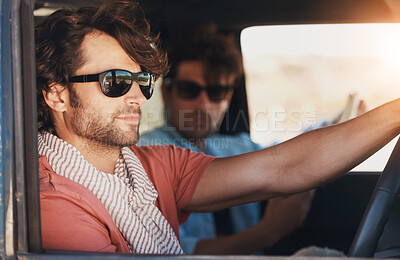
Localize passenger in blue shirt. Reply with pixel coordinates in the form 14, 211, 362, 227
138, 25, 314, 255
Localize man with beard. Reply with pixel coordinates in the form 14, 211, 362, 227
37, 0, 400, 255
138, 26, 314, 255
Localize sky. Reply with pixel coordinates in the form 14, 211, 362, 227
241, 24, 400, 67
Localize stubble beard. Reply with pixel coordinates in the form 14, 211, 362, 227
69, 88, 140, 148
177, 109, 218, 141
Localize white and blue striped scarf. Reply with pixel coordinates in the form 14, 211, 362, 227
38, 132, 184, 255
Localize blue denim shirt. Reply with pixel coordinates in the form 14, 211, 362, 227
137, 126, 264, 254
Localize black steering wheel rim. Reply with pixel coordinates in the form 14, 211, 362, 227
348, 136, 400, 257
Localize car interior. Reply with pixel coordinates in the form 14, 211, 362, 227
3, 0, 400, 258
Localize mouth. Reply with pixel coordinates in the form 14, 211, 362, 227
115, 114, 141, 123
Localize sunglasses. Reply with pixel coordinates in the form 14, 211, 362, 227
69, 69, 155, 99
168, 80, 234, 102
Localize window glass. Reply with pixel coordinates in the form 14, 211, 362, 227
241, 24, 400, 171
139, 80, 165, 134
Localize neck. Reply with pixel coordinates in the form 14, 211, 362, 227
175, 130, 208, 151
77, 139, 121, 173
56, 131, 121, 173
190, 138, 207, 151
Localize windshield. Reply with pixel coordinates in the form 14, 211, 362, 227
241, 23, 400, 171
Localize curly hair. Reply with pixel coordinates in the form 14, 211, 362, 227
166, 25, 243, 86
35, 0, 169, 133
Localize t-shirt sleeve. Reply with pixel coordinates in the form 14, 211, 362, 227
169, 146, 216, 210
132, 145, 215, 226
41, 192, 117, 252
38, 157, 129, 253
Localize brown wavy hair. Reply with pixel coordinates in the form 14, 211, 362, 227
35, 0, 169, 133
166, 24, 243, 86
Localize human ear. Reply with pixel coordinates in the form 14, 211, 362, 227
42, 84, 68, 112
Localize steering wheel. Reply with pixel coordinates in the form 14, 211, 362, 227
348, 137, 400, 257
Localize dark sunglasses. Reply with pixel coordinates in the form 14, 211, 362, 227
69, 69, 155, 99
167, 80, 234, 102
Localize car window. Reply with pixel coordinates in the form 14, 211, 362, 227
241, 23, 400, 171
140, 80, 165, 134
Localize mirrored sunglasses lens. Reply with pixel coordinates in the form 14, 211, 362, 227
102, 71, 114, 96
134, 72, 154, 99
140, 86, 153, 99
115, 70, 133, 95
101, 70, 133, 97
100, 70, 155, 98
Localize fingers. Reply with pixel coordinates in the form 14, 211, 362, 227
357, 100, 367, 116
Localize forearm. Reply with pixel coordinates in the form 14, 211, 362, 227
188, 99, 400, 211
266, 99, 400, 195
193, 220, 281, 255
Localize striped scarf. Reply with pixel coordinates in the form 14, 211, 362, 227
38, 132, 184, 255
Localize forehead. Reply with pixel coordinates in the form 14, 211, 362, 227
176, 60, 204, 81
75, 31, 141, 75
176, 60, 235, 86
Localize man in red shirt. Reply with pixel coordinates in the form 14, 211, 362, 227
36, 0, 400, 254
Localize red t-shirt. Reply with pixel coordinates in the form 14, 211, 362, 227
39, 144, 215, 253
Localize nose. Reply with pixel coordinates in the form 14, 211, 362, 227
123, 82, 147, 106
194, 89, 212, 110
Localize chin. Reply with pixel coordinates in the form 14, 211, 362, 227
102, 138, 138, 148
95, 130, 139, 148
187, 130, 213, 140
